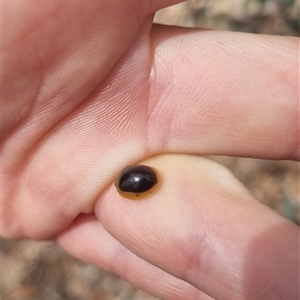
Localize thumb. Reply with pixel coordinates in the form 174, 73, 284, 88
95, 154, 299, 300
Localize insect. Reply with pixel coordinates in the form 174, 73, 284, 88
115, 165, 159, 200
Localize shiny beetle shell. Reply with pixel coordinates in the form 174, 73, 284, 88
115, 165, 159, 200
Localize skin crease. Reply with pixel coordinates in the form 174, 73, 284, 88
1, 0, 299, 299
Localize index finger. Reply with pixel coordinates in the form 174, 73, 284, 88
148, 26, 299, 160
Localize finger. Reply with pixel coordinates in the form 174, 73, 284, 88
95, 154, 299, 300
57, 213, 214, 300
148, 26, 299, 160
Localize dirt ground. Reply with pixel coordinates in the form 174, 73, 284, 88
2, 1, 299, 300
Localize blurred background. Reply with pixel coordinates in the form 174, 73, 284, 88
2, 1, 299, 299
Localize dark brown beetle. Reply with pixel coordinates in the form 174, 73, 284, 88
115, 165, 159, 200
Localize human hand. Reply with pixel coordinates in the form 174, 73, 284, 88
2, 1, 299, 299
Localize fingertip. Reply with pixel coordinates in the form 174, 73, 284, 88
94, 155, 245, 288
94, 154, 299, 300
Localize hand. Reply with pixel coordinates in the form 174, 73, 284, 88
2, 1, 299, 300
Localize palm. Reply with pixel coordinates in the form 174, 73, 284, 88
2, 0, 165, 238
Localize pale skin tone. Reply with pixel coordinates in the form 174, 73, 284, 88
1, 0, 299, 299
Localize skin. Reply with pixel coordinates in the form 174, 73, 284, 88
1, 0, 299, 299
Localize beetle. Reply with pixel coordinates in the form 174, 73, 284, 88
115, 165, 159, 200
